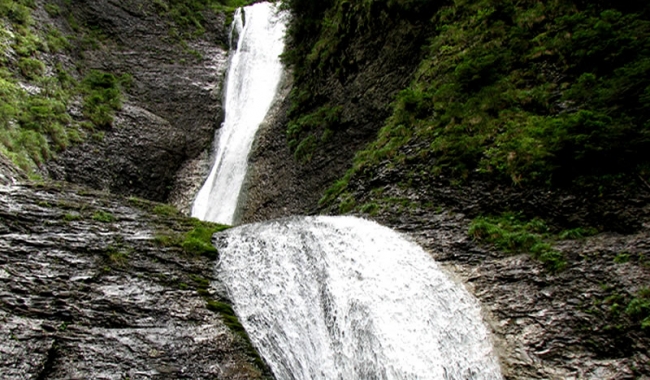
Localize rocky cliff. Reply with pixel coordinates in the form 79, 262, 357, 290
0, 1, 272, 378
0, 181, 270, 379
39, 0, 229, 208
242, 0, 650, 378
2, 0, 650, 378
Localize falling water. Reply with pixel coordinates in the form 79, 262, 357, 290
215, 216, 504, 380
192, 2, 288, 224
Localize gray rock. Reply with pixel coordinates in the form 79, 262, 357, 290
45, 0, 228, 203
0, 182, 270, 379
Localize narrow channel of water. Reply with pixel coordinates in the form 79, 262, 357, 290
192, 2, 287, 224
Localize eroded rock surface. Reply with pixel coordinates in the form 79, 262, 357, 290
44, 0, 226, 203
0, 182, 269, 379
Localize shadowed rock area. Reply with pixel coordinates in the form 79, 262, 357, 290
0, 182, 269, 379
44, 0, 228, 205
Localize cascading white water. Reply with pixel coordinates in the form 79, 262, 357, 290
215, 216, 504, 380
192, 2, 288, 224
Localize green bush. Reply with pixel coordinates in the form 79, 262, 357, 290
81, 70, 128, 128
0, 0, 34, 25
44, 3, 60, 16
45, 28, 70, 52
17, 57, 45, 79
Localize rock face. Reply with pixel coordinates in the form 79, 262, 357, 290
240, 14, 433, 223
0, 182, 269, 379
238, 7, 650, 380
45, 0, 228, 205
375, 207, 650, 379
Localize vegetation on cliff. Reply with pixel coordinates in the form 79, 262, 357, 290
152, 0, 253, 39
280, 1, 650, 361
0, 0, 129, 175
282, 0, 650, 195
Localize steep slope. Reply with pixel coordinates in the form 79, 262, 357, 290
243, 0, 650, 378
1, 0, 239, 208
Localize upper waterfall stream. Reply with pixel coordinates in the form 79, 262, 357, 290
192, 2, 287, 224
215, 216, 503, 380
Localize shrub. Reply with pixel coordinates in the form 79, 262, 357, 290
63, 212, 81, 221
44, 3, 60, 16
81, 70, 128, 128
45, 28, 70, 52
626, 288, 650, 330
17, 57, 45, 79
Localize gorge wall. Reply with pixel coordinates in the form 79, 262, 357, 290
1, 0, 650, 379
39, 0, 229, 206
242, 0, 650, 378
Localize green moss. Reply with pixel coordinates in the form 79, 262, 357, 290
205, 298, 269, 374
469, 212, 567, 271
559, 227, 599, 240
180, 221, 229, 259
104, 246, 129, 266
62, 212, 81, 221
154, 218, 229, 259
614, 252, 631, 264
152, 203, 180, 216
92, 210, 115, 223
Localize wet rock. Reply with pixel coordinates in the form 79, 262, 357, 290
0, 153, 26, 186
0, 182, 269, 379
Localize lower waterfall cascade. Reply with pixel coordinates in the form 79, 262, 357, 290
191, 2, 288, 225
214, 216, 504, 380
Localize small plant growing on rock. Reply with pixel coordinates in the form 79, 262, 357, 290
626, 288, 650, 330
62, 212, 81, 221
92, 210, 115, 223
153, 203, 179, 216
469, 212, 567, 271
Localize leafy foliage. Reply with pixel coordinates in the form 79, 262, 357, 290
283, 0, 650, 204
626, 288, 650, 330
80, 70, 129, 128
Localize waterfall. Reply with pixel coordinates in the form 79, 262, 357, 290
192, 2, 288, 225
215, 216, 504, 380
